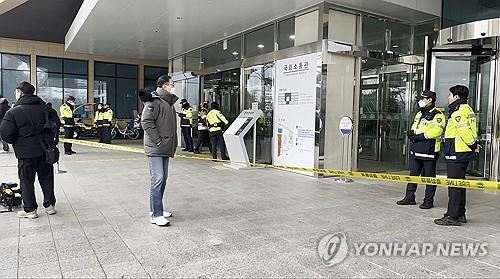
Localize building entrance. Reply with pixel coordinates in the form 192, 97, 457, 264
203, 69, 241, 122
357, 59, 424, 172
430, 44, 497, 179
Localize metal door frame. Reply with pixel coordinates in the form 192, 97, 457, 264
428, 48, 498, 179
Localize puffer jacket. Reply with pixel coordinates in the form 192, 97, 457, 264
140, 88, 179, 157
0, 94, 57, 159
0, 98, 10, 123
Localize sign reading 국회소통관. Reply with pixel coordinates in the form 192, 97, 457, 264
274, 53, 318, 175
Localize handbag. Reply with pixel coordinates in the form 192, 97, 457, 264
19, 106, 60, 164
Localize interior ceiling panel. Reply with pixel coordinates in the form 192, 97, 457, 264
65, 0, 440, 60
0, 0, 83, 43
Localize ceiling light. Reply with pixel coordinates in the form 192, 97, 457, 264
232, 52, 239, 56
200, 61, 204, 64
257, 44, 265, 49
216, 69, 221, 72
233, 73, 237, 76
289, 34, 296, 40
392, 45, 399, 48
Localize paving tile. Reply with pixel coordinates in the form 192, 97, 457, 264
18, 261, 61, 278
2, 144, 500, 277
62, 268, 106, 278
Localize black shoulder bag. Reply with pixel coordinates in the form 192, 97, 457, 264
19, 106, 60, 164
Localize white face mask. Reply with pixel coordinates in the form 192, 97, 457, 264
15, 90, 21, 100
418, 100, 427, 108
169, 87, 176, 94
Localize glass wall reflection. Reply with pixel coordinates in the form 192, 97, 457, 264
0, 54, 31, 103
94, 62, 138, 118
244, 63, 274, 164
36, 57, 87, 113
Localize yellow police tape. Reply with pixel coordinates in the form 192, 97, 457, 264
60, 138, 500, 191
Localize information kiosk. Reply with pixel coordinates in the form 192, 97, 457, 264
223, 109, 263, 170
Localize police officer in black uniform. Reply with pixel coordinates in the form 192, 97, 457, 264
435, 85, 480, 226
397, 90, 446, 209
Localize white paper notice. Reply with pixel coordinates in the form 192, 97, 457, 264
274, 53, 318, 173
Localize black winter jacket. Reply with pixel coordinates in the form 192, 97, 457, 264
0, 98, 10, 123
0, 95, 58, 159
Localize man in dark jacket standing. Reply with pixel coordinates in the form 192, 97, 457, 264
0, 82, 58, 219
0, 95, 11, 152
140, 75, 178, 227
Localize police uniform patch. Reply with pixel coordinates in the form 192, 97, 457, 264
437, 118, 442, 123
455, 116, 461, 122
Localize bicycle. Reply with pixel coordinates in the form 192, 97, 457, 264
111, 118, 141, 140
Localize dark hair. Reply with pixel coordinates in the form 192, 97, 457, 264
67, 96, 76, 102
16, 81, 35, 95
449, 85, 469, 99
47, 102, 52, 108
211, 102, 219, 110
157, 75, 172, 88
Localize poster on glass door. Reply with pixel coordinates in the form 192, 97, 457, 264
274, 53, 318, 174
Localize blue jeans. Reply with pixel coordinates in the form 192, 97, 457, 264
148, 156, 170, 217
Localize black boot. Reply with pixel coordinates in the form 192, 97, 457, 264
396, 198, 416, 206
419, 202, 434, 209
458, 215, 467, 224
434, 216, 461, 226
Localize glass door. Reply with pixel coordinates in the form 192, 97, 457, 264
243, 63, 274, 164
358, 59, 416, 172
430, 50, 496, 178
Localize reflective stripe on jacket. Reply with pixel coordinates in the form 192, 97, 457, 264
101, 109, 113, 126
207, 109, 228, 133
443, 101, 478, 162
59, 103, 74, 127
409, 107, 446, 160
180, 107, 194, 128
197, 109, 208, 131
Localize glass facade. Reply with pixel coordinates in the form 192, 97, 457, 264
203, 37, 241, 67
144, 66, 168, 91
94, 62, 138, 118
361, 16, 412, 55
243, 63, 274, 164
443, 0, 500, 28
37, 57, 88, 113
244, 25, 274, 57
0, 54, 31, 103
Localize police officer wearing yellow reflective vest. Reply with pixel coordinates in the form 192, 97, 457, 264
397, 90, 445, 209
95, 103, 104, 143
60, 96, 76, 155
101, 103, 113, 144
435, 85, 480, 226
207, 102, 229, 160
178, 99, 194, 152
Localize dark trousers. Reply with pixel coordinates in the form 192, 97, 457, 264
63, 127, 74, 152
101, 126, 112, 144
210, 131, 229, 160
18, 156, 55, 212
181, 127, 194, 151
404, 157, 437, 204
97, 126, 103, 143
446, 162, 469, 219
195, 130, 211, 152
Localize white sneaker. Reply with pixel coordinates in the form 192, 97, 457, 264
150, 216, 170, 226
17, 211, 38, 219
149, 211, 172, 218
45, 205, 56, 215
